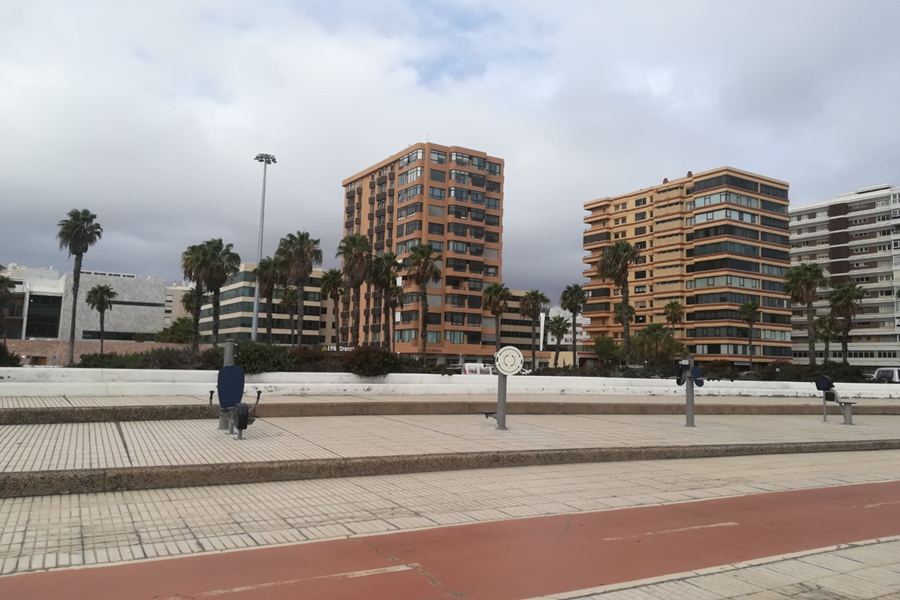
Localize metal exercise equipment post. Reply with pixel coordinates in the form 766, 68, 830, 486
676, 356, 704, 428
493, 346, 525, 430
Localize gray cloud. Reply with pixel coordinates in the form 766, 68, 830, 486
1, 0, 898, 303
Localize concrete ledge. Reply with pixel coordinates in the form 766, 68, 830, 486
5, 368, 900, 399
3, 439, 899, 498
2, 402, 898, 424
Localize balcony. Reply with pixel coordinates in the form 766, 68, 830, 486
369, 180, 375, 189
345, 189, 354, 199
356, 187, 362, 196
654, 203, 683, 217
377, 175, 388, 185
376, 192, 387, 201
655, 219, 683, 233
388, 171, 395, 180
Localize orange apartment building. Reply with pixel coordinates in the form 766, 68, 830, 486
582, 167, 793, 366
340, 143, 505, 362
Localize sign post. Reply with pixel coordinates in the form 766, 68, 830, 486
494, 346, 524, 430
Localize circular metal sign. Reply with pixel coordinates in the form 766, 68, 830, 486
495, 346, 524, 376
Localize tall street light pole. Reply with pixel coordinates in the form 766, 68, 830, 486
251, 153, 276, 342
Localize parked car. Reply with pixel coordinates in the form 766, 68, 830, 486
872, 368, 900, 383
445, 364, 464, 375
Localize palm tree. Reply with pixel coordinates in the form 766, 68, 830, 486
520, 289, 550, 371
277, 232, 323, 348
336, 234, 372, 348
784, 263, 827, 366
560, 284, 587, 358
815, 314, 840, 363
633, 324, 683, 366
406, 243, 442, 361
483, 283, 513, 354
320, 268, 344, 347
370, 253, 401, 350
613, 302, 635, 326
547, 315, 570, 368
57, 208, 103, 365
280, 287, 299, 345
388, 283, 405, 353
663, 300, 684, 333
181, 244, 206, 354
597, 241, 641, 363
740, 300, 760, 370
252, 256, 285, 344
85, 284, 117, 355
828, 281, 867, 365
199, 239, 241, 347
0, 275, 14, 345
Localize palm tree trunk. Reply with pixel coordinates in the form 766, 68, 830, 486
297, 280, 306, 348
333, 297, 340, 347
621, 288, 631, 364
351, 286, 361, 347
382, 289, 391, 350
420, 284, 428, 362
495, 311, 502, 354
191, 283, 202, 355
391, 304, 397, 353
530, 320, 537, 371
67, 253, 83, 366
212, 289, 221, 347
265, 293, 274, 344
554, 342, 560, 368
824, 337, 830, 361
571, 313, 577, 358
842, 319, 850, 365
1, 308, 7, 346
99, 310, 105, 355
806, 302, 816, 367
747, 330, 753, 370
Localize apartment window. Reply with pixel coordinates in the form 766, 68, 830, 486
430, 149, 447, 164
634, 285, 647, 294
878, 214, 890, 222
487, 161, 501, 176
614, 217, 627, 225
634, 212, 647, 221
428, 205, 445, 218
470, 208, 485, 222
485, 266, 499, 277
635, 226, 647, 235
429, 186, 445, 200
428, 240, 443, 252
398, 149, 423, 168
450, 187, 468, 201
450, 152, 469, 166
449, 241, 468, 254
486, 214, 500, 226
486, 181, 501, 193
445, 312, 466, 326
445, 330, 465, 344
486, 197, 500, 210
851, 218, 868, 225
428, 222, 444, 235
486, 231, 500, 243
635, 198, 647, 207
394, 328, 418, 342
471, 191, 485, 205
853, 247, 870, 254
430, 169, 446, 182
449, 205, 468, 220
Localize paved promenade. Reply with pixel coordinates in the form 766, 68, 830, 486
2, 413, 899, 473
0, 451, 898, 577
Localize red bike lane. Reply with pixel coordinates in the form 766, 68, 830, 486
2, 480, 899, 600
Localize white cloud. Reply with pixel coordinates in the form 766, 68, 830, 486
1, 0, 899, 300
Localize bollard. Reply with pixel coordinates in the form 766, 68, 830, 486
496, 373, 508, 430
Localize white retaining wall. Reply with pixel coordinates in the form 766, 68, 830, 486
3, 368, 900, 399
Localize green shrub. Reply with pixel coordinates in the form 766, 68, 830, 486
760, 360, 867, 384
290, 347, 341, 372
0, 344, 22, 367
77, 352, 144, 369
235, 342, 292, 374
138, 347, 199, 370
341, 346, 401, 377
133, 333, 147, 343
198, 347, 224, 370
703, 360, 741, 381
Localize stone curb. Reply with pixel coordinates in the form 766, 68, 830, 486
2, 401, 898, 424
2, 439, 899, 498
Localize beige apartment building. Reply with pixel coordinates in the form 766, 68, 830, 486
340, 143, 505, 363
582, 167, 793, 366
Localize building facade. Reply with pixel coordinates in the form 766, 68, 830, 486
582, 167, 793, 367
789, 184, 900, 369
198, 263, 337, 345
1, 263, 167, 343
340, 142, 505, 362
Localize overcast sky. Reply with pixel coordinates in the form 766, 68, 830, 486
2, 0, 899, 301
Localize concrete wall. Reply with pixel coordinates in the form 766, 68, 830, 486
3, 367, 900, 399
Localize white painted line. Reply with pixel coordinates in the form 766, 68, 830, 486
602, 521, 739, 542
166, 563, 418, 598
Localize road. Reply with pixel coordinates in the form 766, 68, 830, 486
2, 480, 899, 599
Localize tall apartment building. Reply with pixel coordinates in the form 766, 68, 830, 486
340, 143, 504, 362
789, 184, 900, 368
582, 167, 793, 366
198, 263, 336, 345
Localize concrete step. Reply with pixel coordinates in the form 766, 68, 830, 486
2, 401, 898, 424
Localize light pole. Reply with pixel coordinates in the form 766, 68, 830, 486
251, 153, 276, 342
